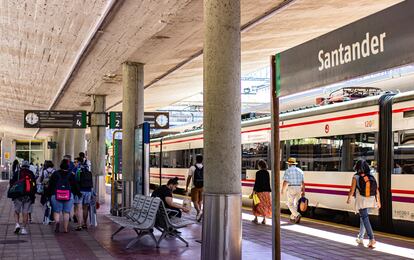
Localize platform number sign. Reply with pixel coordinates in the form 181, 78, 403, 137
109, 112, 122, 129
24, 110, 87, 128
109, 111, 169, 129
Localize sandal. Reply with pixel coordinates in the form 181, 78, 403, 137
75, 226, 83, 231
82, 224, 88, 230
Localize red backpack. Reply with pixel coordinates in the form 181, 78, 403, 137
7, 168, 35, 199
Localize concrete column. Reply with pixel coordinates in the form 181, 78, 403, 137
64, 129, 75, 160
85, 133, 91, 160
57, 129, 66, 165
122, 61, 144, 207
51, 131, 59, 167
45, 136, 52, 161
73, 129, 86, 157
90, 95, 107, 203
202, 0, 241, 259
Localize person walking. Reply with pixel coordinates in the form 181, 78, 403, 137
46, 159, 81, 233
185, 155, 203, 221
79, 152, 91, 171
347, 159, 381, 248
9, 160, 36, 235
12, 159, 20, 176
72, 157, 93, 230
152, 177, 190, 218
281, 157, 305, 224
251, 160, 272, 224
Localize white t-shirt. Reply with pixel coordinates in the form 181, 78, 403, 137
188, 163, 203, 189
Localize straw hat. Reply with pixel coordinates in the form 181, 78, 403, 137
287, 157, 298, 165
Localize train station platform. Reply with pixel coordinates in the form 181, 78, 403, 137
0, 181, 413, 260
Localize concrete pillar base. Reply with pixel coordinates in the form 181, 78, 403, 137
201, 193, 242, 260
94, 176, 106, 204
122, 181, 135, 209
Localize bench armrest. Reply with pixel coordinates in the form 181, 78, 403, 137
166, 208, 179, 218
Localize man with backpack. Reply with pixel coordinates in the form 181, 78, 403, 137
72, 157, 94, 230
8, 160, 36, 235
185, 155, 204, 221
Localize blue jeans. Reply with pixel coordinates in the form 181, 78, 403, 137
358, 208, 374, 240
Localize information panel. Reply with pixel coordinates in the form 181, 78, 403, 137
24, 110, 87, 128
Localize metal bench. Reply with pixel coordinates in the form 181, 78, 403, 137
108, 195, 161, 249
106, 194, 145, 237
155, 201, 195, 247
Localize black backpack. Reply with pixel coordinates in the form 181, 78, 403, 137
357, 173, 377, 197
55, 171, 71, 201
193, 165, 204, 188
79, 164, 93, 189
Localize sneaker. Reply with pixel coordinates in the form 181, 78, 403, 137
261, 219, 266, 225
356, 238, 364, 244
20, 227, 28, 235
368, 239, 376, 248
14, 224, 21, 234
252, 218, 258, 224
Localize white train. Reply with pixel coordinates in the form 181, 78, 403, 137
149, 91, 414, 227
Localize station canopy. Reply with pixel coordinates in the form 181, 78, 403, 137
0, 0, 404, 138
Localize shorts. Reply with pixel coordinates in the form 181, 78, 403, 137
13, 196, 32, 214
73, 191, 92, 205
51, 194, 74, 213
191, 187, 203, 203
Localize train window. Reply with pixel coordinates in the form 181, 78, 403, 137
242, 142, 270, 173
150, 153, 160, 168
283, 133, 376, 172
394, 130, 414, 174
157, 148, 204, 169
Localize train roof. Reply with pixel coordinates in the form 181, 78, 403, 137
152, 90, 414, 142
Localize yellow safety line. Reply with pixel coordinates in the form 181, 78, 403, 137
176, 194, 414, 243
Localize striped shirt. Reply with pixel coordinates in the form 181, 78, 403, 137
283, 165, 304, 186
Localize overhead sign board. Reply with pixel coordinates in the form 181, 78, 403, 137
24, 110, 87, 128
109, 112, 169, 129
144, 112, 169, 129
109, 112, 122, 129
276, 1, 414, 96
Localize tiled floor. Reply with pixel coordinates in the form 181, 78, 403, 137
0, 181, 413, 259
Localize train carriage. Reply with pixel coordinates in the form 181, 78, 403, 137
150, 91, 414, 226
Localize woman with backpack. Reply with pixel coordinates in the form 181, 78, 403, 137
346, 160, 381, 248
46, 159, 81, 233
251, 160, 272, 224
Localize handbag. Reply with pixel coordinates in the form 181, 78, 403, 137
56, 189, 70, 201
253, 193, 260, 206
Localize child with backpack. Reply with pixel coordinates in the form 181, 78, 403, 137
347, 159, 381, 248
46, 159, 81, 233
72, 157, 94, 231
8, 160, 36, 235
